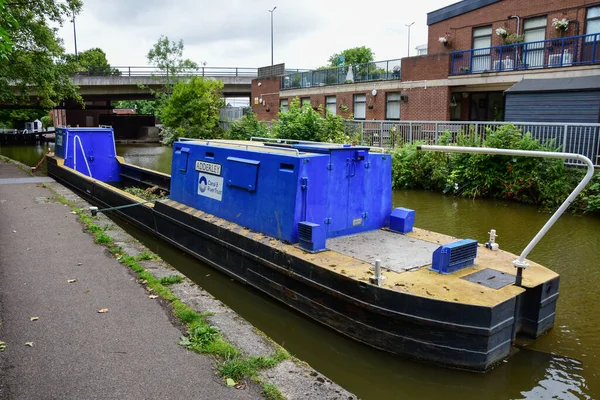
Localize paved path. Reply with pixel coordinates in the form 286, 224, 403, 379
0, 161, 262, 399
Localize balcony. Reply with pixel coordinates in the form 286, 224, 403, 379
451, 33, 600, 75
281, 59, 402, 90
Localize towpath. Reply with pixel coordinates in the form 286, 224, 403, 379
0, 160, 262, 399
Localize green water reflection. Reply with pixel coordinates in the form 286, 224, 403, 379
3, 143, 598, 399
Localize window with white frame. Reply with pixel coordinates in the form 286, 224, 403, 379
386, 93, 401, 120
325, 96, 336, 115
280, 99, 288, 112
301, 97, 311, 106
586, 6, 600, 39
353, 94, 366, 119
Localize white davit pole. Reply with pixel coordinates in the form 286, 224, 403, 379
417, 145, 595, 285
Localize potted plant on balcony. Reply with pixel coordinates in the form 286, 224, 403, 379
503, 33, 524, 45
438, 33, 451, 47
495, 27, 509, 40
552, 17, 570, 37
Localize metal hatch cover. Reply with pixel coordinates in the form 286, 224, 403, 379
461, 268, 515, 289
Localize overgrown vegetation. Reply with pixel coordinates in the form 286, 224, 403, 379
227, 111, 268, 141
124, 186, 167, 201
391, 124, 600, 213
159, 275, 184, 285
225, 97, 355, 144
47, 187, 291, 396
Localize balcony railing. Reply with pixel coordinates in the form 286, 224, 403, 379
451, 33, 600, 75
281, 59, 402, 90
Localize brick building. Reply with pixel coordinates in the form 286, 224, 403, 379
252, 0, 600, 123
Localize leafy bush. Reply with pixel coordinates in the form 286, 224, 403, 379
272, 97, 357, 143
226, 111, 269, 141
391, 124, 599, 212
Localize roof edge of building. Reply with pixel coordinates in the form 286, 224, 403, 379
427, 0, 502, 26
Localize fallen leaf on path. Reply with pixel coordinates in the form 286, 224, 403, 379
226, 378, 236, 387
24, 342, 33, 347
235, 383, 246, 390
148, 295, 159, 299
30, 317, 39, 321
97, 308, 109, 313
70, 211, 77, 214
67, 279, 77, 283
0, 341, 6, 352
206, 274, 211, 277
12, 230, 16, 233
77, 263, 82, 266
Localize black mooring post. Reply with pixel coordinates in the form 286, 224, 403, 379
515, 267, 523, 286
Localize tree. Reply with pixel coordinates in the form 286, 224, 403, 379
0, 0, 17, 60
327, 46, 374, 67
159, 77, 224, 145
0, 0, 83, 110
66, 47, 120, 76
147, 35, 199, 95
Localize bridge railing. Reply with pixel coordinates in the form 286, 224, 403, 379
79, 66, 258, 78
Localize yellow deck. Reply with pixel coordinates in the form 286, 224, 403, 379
162, 199, 558, 308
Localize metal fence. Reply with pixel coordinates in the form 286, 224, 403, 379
79, 66, 259, 78
281, 59, 402, 90
344, 120, 600, 166
451, 32, 600, 75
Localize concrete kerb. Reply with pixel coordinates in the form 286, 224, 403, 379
38, 178, 355, 400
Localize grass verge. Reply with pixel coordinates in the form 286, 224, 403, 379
46, 186, 289, 398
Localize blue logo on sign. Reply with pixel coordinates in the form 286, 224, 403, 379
198, 175, 208, 193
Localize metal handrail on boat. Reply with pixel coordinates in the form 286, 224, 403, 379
417, 145, 595, 285
250, 136, 386, 154
178, 137, 301, 156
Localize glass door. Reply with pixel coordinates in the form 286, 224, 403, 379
472, 26, 492, 72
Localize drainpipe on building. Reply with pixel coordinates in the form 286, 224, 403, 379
508, 15, 521, 35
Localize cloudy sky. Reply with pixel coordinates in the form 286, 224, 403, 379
56, 0, 458, 70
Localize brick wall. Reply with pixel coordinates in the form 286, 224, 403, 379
277, 85, 450, 122
428, 0, 594, 54
251, 76, 281, 120
401, 86, 451, 121
401, 53, 452, 81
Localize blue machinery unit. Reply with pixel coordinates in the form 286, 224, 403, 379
55, 127, 120, 182
169, 141, 392, 250
431, 239, 478, 274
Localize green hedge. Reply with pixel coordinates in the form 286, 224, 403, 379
391, 124, 600, 213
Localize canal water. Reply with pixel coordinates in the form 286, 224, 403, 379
2, 143, 599, 399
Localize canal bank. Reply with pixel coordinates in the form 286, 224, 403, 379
0, 158, 354, 400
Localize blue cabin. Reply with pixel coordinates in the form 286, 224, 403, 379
169, 140, 392, 250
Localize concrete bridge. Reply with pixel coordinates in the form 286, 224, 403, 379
73, 66, 257, 100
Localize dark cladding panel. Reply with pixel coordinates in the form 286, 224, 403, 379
258, 63, 285, 78
427, 0, 501, 25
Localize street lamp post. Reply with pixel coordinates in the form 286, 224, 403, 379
72, 9, 78, 57
269, 6, 277, 65
405, 22, 414, 57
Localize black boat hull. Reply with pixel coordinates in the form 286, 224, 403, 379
47, 157, 558, 371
